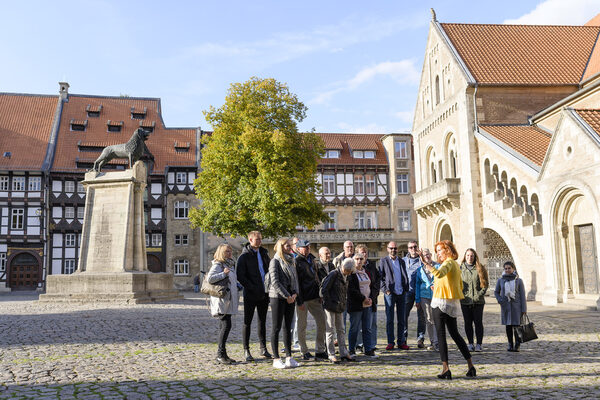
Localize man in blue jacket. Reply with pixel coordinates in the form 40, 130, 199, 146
380, 241, 409, 350
403, 240, 427, 349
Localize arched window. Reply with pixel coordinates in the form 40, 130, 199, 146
435, 75, 440, 105
484, 159, 492, 193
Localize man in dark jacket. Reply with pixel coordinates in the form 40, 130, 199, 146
314, 246, 334, 283
403, 240, 426, 349
380, 241, 409, 350
295, 239, 327, 360
236, 231, 271, 361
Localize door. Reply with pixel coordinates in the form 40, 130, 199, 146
575, 224, 599, 294
147, 254, 162, 273
9, 252, 40, 290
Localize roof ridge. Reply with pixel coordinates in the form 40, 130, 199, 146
68, 94, 161, 101
441, 22, 600, 29
0, 92, 59, 98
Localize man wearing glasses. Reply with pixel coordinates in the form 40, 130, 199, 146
380, 241, 409, 350
403, 240, 427, 349
333, 241, 355, 269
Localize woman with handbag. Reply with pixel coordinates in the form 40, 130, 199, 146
494, 261, 527, 352
347, 252, 375, 359
418, 240, 476, 380
460, 248, 489, 352
268, 238, 301, 369
207, 243, 239, 364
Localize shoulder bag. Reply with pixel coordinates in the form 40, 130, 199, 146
516, 314, 538, 343
201, 274, 230, 298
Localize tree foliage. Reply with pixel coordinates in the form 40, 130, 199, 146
190, 77, 327, 238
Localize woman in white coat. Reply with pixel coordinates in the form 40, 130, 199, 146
207, 243, 240, 364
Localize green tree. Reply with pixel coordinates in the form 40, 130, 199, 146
190, 77, 328, 238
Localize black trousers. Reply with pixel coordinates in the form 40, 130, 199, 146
217, 314, 232, 356
270, 297, 295, 359
433, 307, 471, 363
242, 296, 269, 350
506, 325, 521, 346
461, 303, 485, 345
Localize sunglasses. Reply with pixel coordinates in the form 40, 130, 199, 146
388, 247, 397, 250
408, 246, 418, 249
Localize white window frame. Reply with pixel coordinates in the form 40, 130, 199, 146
28, 176, 41, 191
324, 150, 340, 158
77, 207, 85, 219
365, 174, 376, 195
397, 174, 409, 194
175, 234, 189, 246
12, 176, 25, 191
11, 208, 24, 230
175, 172, 187, 184
64, 181, 75, 193
354, 175, 365, 195
65, 233, 77, 247
145, 234, 150, 247
174, 201, 189, 219
398, 210, 411, 231
0, 253, 6, 272
0, 176, 8, 191
364, 150, 375, 158
151, 233, 162, 247
322, 174, 335, 195
365, 211, 377, 229
324, 211, 336, 230
352, 150, 364, 158
395, 141, 408, 159
174, 259, 189, 276
77, 181, 85, 193
65, 207, 75, 219
354, 211, 365, 229
64, 259, 76, 274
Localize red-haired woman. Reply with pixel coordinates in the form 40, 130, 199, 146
460, 248, 489, 352
419, 240, 476, 380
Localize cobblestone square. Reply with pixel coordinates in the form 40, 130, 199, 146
1, 293, 599, 399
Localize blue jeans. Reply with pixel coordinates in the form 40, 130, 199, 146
404, 291, 426, 342
357, 309, 378, 350
348, 308, 372, 353
193, 284, 199, 293
384, 292, 407, 346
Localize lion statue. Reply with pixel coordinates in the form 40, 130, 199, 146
92, 128, 155, 172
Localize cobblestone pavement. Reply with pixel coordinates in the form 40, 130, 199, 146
0, 292, 599, 399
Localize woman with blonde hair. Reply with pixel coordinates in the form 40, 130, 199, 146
207, 243, 239, 364
460, 248, 489, 352
419, 240, 475, 379
268, 238, 300, 369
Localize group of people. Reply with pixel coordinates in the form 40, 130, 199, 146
205, 231, 529, 379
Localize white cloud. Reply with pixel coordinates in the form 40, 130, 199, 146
504, 0, 600, 25
310, 60, 420, 105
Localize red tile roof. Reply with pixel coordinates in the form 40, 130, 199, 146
479, 124, 551, 166
441, 23, 600, 85
52, 95, 197, 174
0, 93, 58, 170
316, 133, 388, 166
574, 109, 600, 139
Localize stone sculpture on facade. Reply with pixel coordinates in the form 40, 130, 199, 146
92, 128, 155, 172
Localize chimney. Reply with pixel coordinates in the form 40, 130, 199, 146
59, 82, 70, 100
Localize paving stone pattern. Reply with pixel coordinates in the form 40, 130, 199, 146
0, 292, 599, 399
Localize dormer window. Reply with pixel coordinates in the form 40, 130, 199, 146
107, 120, 123, 133
174, 141, 190, 153
70, 119, 87, 132
131, 107, 147, 120
323, 150, 340, 158
139, 120, 156, 133
352, 150, 375, 159
86, 104, 102, 118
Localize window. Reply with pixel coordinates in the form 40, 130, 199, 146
174, 259, 189, 275
324, 211, 336, 230
322, 174, 335, 195
28, 176, 41, 191
0, 176, 8, 191
0, 253, 5, 272
65, 234, 77, 247
12, 176, 25, 191
145, 234, 149, 247
175, 234, 189, 246
352, 150, 363, 158
176, 172, 187, 184
70, 121, 86, 131
77, 181, 85, 193
87, 111, 100, 118
398, 210, 411, 231
11, 209, 24, 230
365, 175, 376, 195
355, 211, 377, 229
152, 233, 162, 247
354, 175, 364, 195
107, 121, 123, 132
77, 207, 85, 219
323, 150, 340, 158
395, 141, 408, 159
435, 75, 440, 105
65, 181, 75, 193
65, 207, 75, 219
397, 174, 409, 194
174, 201, 189, 219
131, 111, 146, 120
64, 259, 76, 274
364, 151, 375, 158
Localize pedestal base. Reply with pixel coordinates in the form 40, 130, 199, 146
39, 272, 183, 304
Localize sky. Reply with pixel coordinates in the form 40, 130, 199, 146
1, 0, 599, 134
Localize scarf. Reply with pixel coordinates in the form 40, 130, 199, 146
275, 253, 299, 294
502, 272, 517, 301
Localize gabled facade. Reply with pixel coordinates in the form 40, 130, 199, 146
412, 10, 600, 307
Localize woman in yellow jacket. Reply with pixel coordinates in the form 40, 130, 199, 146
420, 240, 476, 380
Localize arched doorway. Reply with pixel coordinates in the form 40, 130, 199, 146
483, 228, 514, 284
147, 254, 162, 273
9, 252, 41, 290
440, 224, 453, 242
552, 188, 599, 295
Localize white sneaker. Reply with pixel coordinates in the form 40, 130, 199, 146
285, 357, 300, 368
273, 359, 286, 369
467, 344, 475, 352
475, 344, 483, 352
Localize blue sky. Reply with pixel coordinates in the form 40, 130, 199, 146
1, 1, 598, 133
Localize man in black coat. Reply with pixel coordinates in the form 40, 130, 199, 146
236, 231, 271, 361
380, 241, 410, 351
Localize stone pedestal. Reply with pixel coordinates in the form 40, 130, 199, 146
40, 162, 182, 303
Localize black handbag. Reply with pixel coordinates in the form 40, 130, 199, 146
516, 314, 538, 343
200, 274, 230, 298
